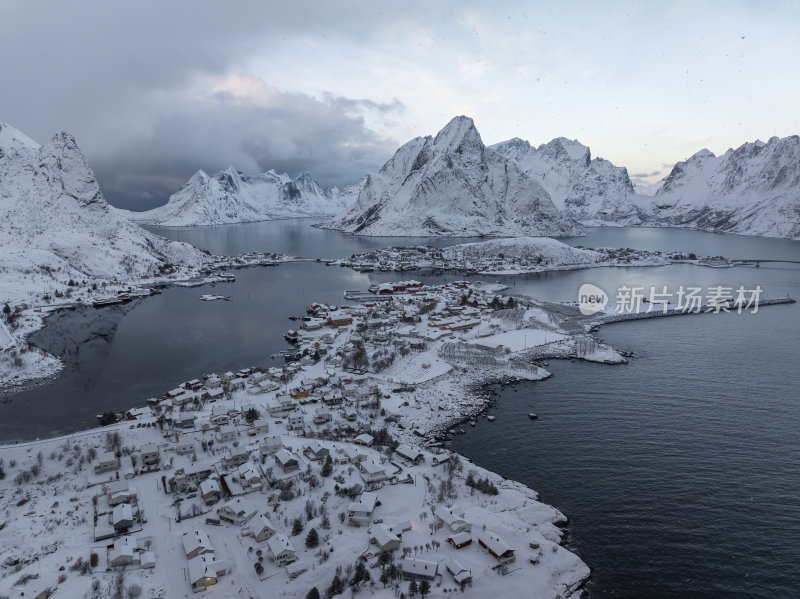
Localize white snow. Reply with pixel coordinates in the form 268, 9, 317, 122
121, 167, 358, 227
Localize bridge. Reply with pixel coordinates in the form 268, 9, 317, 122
730, 259, 800, 267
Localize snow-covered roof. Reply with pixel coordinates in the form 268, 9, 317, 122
182, 528, 213, 557
402, 558, 438, 577
267, 534, 296, 557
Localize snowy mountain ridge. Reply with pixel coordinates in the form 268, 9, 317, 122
322, 116, 590, 237
123, 166, 358, 227
646, 135, 800, 239
321, 116, 654, 237
0, 121, 206, 305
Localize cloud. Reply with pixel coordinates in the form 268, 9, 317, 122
91, 81, 401, 210
632, 170, 663, 178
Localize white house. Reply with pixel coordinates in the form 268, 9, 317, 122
347, 491, 378, 526
109, 536, 137, 567
287, 413, 305, 431
370, 525, 401, 552
275, 449, 300, 473
247, 418, 270, 436
223, 447, 250, 469
434, 505, 472, 534
188, 553, 226, 593
200, 479, 221, 505
112, 503, 133, 531
402, 558, 438, 581
176, 440, 196, 456
252, 514, 277, 542
313, 408, 332, 425
258, 435, 283, 457
140, 444, 160, 467
182, 529, 214, 559
210, 406, 229, 426
267, 534, 297, 567
217, 424, 238, 444
395, 444, 425, 465
94, 450, 120, 474
445, 558, 472, 585
359, 461, 388, 485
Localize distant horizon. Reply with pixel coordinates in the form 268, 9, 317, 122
2, 1, 798, 210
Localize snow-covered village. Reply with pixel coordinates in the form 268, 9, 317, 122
1, 280, 594, 599
3, 4, 800, 599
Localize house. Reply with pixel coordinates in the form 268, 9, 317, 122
206, 386, 224, 401
267, 534, 297, 567
140, 444, 160, 467
478, 531, 516, 565
237, 464, 262, 491
434, 506, 472, 534
347, 491, 378, 526
200, 479, 221, 504
338, 445, 367, 464
258, 435, 283, 457
446, 532, 472, 549
112, 503, 134, 531
327, 315, 353, 327
140, 551, 156, 569
313, 408, 332, 425
188, 553, 226, 593
109, 487, 136, 507
370, 525, 401, 552
182, 529, 214, 559
303, 442, 329, 462
252, 514, 277, 542
177, 414, 196, 429
210, 406, 230, 426
185, 378, 203, 391
266, 395, 295, 415
395, 444, 425, 465
94, 450, 120, 474
445, 558, 472, 585
387, 520, 413, 536
217, 424, 238, 444
287, 413, 305, 431
223, 447, 250, 469
353, 433, 374, 447
344, 407, 358, 422
174, 465, 213, 486
402, 558, 438, 581
275, 448, 299, 473
205, 374, 222, 388
247, 418, 270, 436
109, 536, 137, 567
217, 506, 252, 525
359, 461, 388, 485
176, 440, 196, 456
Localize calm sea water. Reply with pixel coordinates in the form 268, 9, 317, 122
2, 221, 799, 597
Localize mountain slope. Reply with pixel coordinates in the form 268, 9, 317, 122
490, 137, 647, 225
0, 121, 205, 303
123, 167, 356, 227
648, 136, 800, 239
323, 116, 651, 237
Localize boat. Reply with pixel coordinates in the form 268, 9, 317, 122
284, 330, 299, 344
469, 420, 476, 427
486, 415, 496, 422
528, 413, 538, 420
459, 428, 466, 434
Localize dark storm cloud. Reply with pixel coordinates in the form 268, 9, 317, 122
0, 1, 417, 210
91, 89, 401, 210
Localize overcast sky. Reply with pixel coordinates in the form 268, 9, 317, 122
2, 1, 799, 210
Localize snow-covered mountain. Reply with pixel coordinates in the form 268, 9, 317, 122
322, 116, 587, 237
647, 136, 800, 239
0, 122, 205, 303
489, 136, 646, 225
123, 167, 356, 227
323, 116, 647, 237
